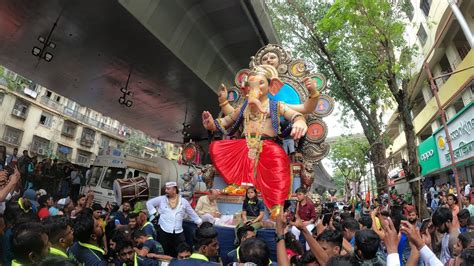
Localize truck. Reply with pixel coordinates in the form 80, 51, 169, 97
83, 152, 202, 206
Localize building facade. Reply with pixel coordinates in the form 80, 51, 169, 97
0, 68, 181, 166
385, 0, 474, 187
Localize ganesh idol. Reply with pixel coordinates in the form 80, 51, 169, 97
202, 64, 320, 217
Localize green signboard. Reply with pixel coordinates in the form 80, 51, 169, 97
418, 135, 440, 175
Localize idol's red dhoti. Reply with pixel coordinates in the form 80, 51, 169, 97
209, 139, 291, 209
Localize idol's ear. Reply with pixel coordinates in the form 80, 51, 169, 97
269, 78, 284, 96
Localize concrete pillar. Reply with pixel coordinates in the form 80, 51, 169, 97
431, 120, 440, 132
433, 64, 444, 88
445, 105, 457, 120
445, 42, 462, 69
461, 86, 473, 105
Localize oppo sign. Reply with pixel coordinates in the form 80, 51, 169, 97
420, 149, 434, 161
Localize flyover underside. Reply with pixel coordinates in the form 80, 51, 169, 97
0, 0, 276, 142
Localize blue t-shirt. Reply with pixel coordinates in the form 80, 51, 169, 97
69, 242, 107, 266
143, 239, 164, 255
142, 222, 157, 240
242, 200, 264, 217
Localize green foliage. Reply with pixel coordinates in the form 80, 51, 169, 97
329, 135, 370, 183
123, 131, 148, 157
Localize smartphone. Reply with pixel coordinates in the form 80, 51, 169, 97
284, 199, 298, 223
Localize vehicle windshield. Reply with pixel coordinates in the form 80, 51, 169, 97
88, 166, 103, 186
101, 167, 125, 189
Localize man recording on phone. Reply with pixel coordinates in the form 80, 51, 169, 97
290, 187, 317, 243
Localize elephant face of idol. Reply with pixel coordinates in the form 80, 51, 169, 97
245, 65, 283, 113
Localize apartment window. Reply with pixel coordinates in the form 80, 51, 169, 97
11, 99, 29, 119
39, 112, 53, 128
55, 95, 61, 102
62, 120, 77, 138
57, 144, 72, 161
417, 25, 428, 46
80, 128, 96, 147
100, 135, 111, 150
2, 126, 23, 145
420, 0, 431, 17
76, 150, 91, 165
0, 92, 4, 105
31, 135, 49, 155
45, 90, 52, 98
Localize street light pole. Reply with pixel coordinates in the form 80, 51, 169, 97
424, 63, 461, 199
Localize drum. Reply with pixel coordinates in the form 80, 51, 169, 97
113, 176, 149, 205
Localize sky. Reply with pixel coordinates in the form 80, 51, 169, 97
321, 101, 363, 176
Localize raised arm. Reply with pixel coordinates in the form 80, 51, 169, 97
202, 106, 241, 132
218, 84, 235, 116
295, 218, 329, 265
286, 77, 320, 114
0, 168, 20, 202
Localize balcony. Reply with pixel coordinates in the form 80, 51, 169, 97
11, 108, 27, 119
80, 138, 94, 147
40, 96, 121, 137
1, 135, 21, 146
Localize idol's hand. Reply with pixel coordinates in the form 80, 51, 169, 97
303, 77, 319, 96
202, 111, 216, 131
291, 119, 307, 140
218, 84, 228, 104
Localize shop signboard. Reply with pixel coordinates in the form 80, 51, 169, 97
417, 135, 440, 175
434, 103, 474, 168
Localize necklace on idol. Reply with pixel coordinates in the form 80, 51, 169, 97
244, 101, 268, 177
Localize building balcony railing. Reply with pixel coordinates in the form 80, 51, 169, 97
40, 96, 121, 137
61, 130, 76, 138
80, 138, 94, 147
1, 136, 21, 146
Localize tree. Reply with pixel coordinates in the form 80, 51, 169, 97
329, 135, 370, 200
123, 131, 148, 157
267, 0, 428, 217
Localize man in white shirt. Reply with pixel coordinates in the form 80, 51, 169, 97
146, 181, 202, 257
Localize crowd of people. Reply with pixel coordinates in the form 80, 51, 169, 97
1, 148, 474, 265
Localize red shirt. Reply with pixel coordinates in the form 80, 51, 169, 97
38, 207, 50, 220
297, 198, 317, 222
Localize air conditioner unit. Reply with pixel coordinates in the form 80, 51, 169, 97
11, 109, 24, 117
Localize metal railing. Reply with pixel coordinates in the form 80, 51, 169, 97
40, 96, 121, 136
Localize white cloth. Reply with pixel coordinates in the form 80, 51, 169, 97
290, 224, 315, 250
386, 253, 400, 266
419, 245, 443, 266
465, 184, 471, 196
146, 195, 202, 234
